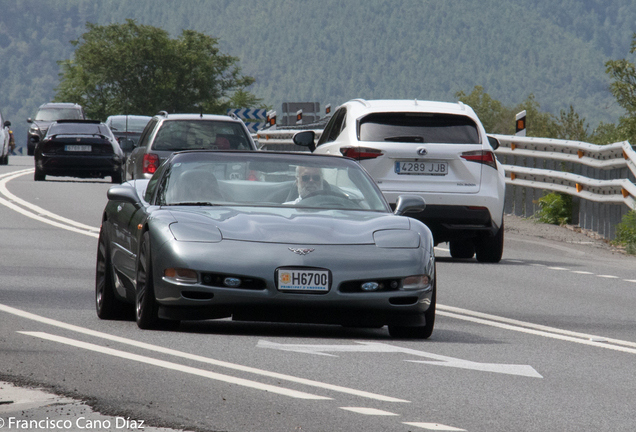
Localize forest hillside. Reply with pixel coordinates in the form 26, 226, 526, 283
1, 0, 634, 146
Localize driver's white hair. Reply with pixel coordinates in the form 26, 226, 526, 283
295, 166, 323, 178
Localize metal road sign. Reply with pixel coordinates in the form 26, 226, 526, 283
227, 108, 267, 133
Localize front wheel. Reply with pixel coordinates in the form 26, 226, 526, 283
34, 167, 45, 181
95, 227, 129, 319
136, 231, 160, 329
449, 240, 475, 259
388, 266, 436, 339
111, 168, 123, 184
475, 221, 504, 263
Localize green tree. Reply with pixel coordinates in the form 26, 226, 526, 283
603, 32, 636, 144
54, 20, 256, 120
554, 105, 589, 141
456, 86, 509, 134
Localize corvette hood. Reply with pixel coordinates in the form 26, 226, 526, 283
168, 207, 411, 245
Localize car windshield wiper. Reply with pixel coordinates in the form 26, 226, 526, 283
165, 202, 221, 206
383, 135, 425, 143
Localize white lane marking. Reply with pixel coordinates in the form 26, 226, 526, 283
19, 331, 330, 400
437, 305, 636, 352
340, 407, 399, 416
530, 263, 545, 267
434, 246, 449, 252
258, 340, 542, 378
507, 259, 524, 263
0, 303, 406, 403
597, 275, 619, 279
0, 170, 99, 238
572, 271, 594, 274
625, 280, 636, 283
403, 422, 466, 431
548, 266, 568, 270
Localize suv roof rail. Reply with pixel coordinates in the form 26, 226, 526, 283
228, 112, 241, 121
457, 101, 466, 110
351, 98, 369, 107
157, 111, 169, 117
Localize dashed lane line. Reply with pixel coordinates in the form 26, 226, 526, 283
340, 407, 399, 416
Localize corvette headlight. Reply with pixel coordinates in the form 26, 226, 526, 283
373, 229, 420, 248
169, 222, 222, 242
401, 275, 432, 290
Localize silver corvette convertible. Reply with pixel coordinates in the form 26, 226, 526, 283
95, 150, 437, 338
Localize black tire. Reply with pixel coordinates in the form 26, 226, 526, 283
95, 226, 129, 319
111, 168, 123, 184
34, 167, 45, 181
475, 221, 504, 263
449, 240, 475, 259
135, 231, 160, 329
388, 265, 436, 339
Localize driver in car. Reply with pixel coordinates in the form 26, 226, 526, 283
284, 166, 324, 204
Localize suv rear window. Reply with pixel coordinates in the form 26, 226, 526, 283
48, 123, 110, 136
151, 120, 251, 151
35, 108, 83, 122
358, 113, 480, 144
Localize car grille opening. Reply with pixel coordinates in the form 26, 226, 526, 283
200, 272, 266, 290
181, 291, 214, 300
389, 296, 419, 305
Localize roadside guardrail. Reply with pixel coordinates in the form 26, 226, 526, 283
253, 129, 636, 240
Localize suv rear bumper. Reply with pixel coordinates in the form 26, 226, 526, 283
390, 203, 500, 244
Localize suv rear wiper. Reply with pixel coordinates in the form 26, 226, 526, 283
383, 135, 425, 143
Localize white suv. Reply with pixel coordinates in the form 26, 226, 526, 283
293, 99, 506, 263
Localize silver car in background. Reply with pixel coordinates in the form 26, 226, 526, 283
124, 112, 257, 180
97, 151, 436, 338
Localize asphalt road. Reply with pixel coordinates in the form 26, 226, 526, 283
1, 156, 636, 432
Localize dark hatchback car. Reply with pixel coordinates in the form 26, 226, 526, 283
34, 120, 125, 183
27, 102, 86, 155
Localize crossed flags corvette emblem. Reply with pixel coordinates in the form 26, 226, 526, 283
288, 248, 315, 255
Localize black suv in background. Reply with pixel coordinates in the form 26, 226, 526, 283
27, 103, 85, 155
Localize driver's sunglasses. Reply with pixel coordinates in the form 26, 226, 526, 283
301, 174, 322, 182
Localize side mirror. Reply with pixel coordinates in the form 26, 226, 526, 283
4, 121, 11, 128
27, 118, 32, 123
394, 195, 426, 215
487, 135, 500, 150
292, 131, 316, 152
107, 184, 140, 205
117, 137, 134, 152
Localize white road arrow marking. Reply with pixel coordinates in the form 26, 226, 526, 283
257, 340, 542, 378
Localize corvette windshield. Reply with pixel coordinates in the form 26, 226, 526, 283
158, 153, 388, 212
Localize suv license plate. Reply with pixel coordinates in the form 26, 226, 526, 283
65, 145, 92, 152
277, 268, 330, 292
395, 161, 448, 175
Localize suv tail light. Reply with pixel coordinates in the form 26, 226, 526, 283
460, 150, 497, 169
143, 153, 160, 174
340, 146, 383, 160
